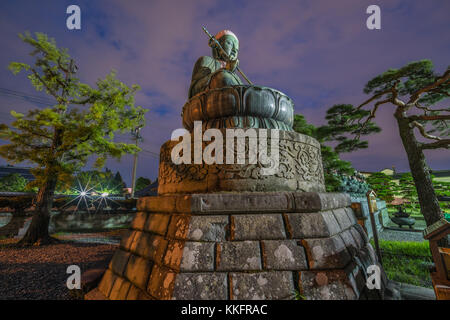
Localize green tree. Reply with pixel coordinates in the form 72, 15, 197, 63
0, 32, 146, 245
0, 173, 28, 192
330, 60, 449, 245
366, 172, 396, 203
397, 173, 419, 213
135, 177, 151, 192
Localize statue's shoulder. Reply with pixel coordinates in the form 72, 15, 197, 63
194, 56, 216, 68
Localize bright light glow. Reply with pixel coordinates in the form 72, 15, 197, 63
101, 192, 109, 197
80, 191, 87, 196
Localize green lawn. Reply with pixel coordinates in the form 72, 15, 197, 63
372, 240, 433, 288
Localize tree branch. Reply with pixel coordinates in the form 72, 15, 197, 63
411, 121, 441, 141
408, 68, 450, 104
408, 114, 450, 122
421, 139, 450, 150
414, 102, 449, 113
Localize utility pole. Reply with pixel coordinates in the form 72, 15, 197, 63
130, 126, 143, 198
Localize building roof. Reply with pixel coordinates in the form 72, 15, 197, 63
0, 165, 35, 181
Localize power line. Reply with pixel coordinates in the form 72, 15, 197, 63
0, 87, 55, 106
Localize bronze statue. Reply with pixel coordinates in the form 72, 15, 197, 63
188, 29, 244, 98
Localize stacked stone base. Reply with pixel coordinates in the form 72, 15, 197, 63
88, 192, 389, 300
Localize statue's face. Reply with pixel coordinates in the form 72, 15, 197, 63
219, 35, 239, 60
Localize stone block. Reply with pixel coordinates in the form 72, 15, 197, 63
344, 207, 358, 225
332, 208, 353, 231
130, 211, 148, 231
190, 192, 291, 214
230, 272, 294, 300
129, 231, 143, 252
302, 235, 351, 269
166, 214, 191, 240
134, 233, 168, 263
299, 270, 356, 300
286, 211, 340, 238
180, 242, 215, 271
187, 215, 228, 241
339, 229, 359, 255
233, 214, 286, 240
119, 229, 136, 250
145, 213, 171, 236
109, 249, 131, 276
262, 240, 307, 270
126, 285, 142, 300
124, 254, 153, 290
216, 241, 261, 271
163, 240, 185, 270
293, 193, 350, 212
147, 264, 176, 299
349, 225, 366, 250
98, 269, 117, 298
172, 273, 228, 300
109, 277, 131, 300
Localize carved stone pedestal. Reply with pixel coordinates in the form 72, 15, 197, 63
88, 192, 389, 300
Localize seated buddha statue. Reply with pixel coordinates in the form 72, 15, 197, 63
188, 30, 243, 99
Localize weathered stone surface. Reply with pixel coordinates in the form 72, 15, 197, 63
262, 240, 307, 270
124, 255, 153, 290
85, 287, 107, 300
286, 211, 340, 238
109, 277, 131, 300
166, 214, 191, 239
230, 272, 294, 300
332, 208, 353, 231
187, 215, 228, 241
109, 249, 131, 276
172, 273, 228, 300
299, 271, 356, 300
145, 213, 170, 235
191, 193, 291, 214
136, 192, 354, 214
147, 264, 176, 299
233, 214, 286, 240
120, 229, 136, 250
180, 242, 215, 271
163, 240, 185, 270
217, 241, 261, 271
158, 130, 325, 195
339, 229, 359, 254
344, 207, 358, 225
134, 233, 168, 263
98, 269, 117, 297
302, 235, 351, 269
131, 212, 148, 231
349, 225, 366, 250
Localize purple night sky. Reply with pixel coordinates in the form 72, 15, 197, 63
0, 0, 449, 186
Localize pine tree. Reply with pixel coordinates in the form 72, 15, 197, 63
0, 32, 147, 245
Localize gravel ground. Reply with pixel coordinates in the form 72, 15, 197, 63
0, 238, 118, 300
379, 228, 426, 242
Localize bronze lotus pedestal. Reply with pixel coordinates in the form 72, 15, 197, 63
87, 85, 394, 300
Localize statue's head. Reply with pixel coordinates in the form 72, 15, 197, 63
211, 30, 239, 61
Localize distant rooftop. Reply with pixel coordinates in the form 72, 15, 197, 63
0, 165, 35, 181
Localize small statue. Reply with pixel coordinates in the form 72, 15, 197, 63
188, 29, 243, 98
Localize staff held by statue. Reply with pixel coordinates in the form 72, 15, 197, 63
202, 26, 253, 85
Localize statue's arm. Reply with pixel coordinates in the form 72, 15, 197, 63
189, 56, 216, 98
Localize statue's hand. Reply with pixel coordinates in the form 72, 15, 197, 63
226, 58, 239, 72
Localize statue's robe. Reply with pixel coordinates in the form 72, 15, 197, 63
188, 56, 243, 99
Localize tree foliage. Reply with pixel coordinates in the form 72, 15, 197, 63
366, 172, 396, 203
135, 177, 151, 192
0, 173, 28, 192
0, 32, 147, 244
329, 59, 449, 240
